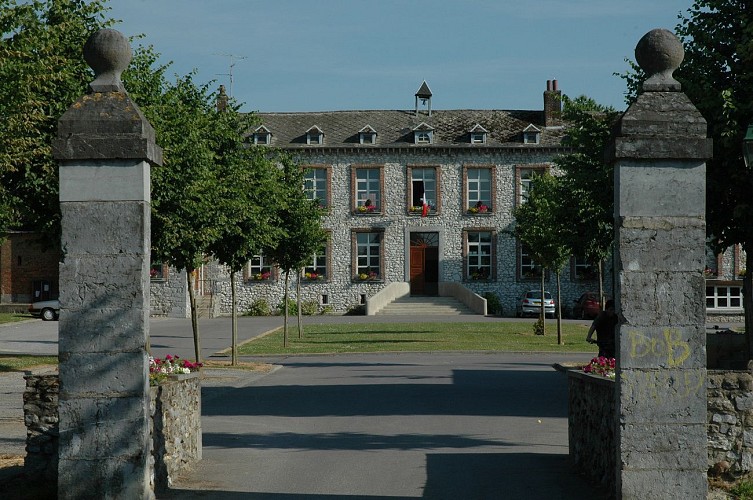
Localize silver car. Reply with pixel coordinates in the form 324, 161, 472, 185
516, 290, 555, 318
28, 299, 60, 321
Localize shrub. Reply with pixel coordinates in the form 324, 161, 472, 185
319, 305, 334, 315
483, 292, 503, 316
246, 298, 271, 316
731, 480, 753, 500
533, 316, 545, 336
301, 300, 318, 316
276, 298, 297, 316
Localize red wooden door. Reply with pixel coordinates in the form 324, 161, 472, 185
410, 246, 426, 295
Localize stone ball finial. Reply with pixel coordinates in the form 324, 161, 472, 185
635, 28, 684, 92
83, 29, 132, 93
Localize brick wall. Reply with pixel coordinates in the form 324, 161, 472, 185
0, 233, 59, 303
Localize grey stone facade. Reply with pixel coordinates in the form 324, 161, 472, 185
152, 81, 614, 318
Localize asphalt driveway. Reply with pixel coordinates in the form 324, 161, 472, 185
163, 351, 605, 499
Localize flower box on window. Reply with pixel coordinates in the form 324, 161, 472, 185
470, 271, 489, 281
150, 262, 167, 281
303, 272, 324, 281
251, 271, 272, 281
356, 205, 377, 214
468, 204, 489, 214
356, 271, 379, 281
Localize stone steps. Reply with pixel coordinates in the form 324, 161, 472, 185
376, 296, 476, 315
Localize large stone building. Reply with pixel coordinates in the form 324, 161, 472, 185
2, 80, 745, 320
150, 80, 614, 317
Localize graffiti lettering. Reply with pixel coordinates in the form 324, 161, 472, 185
627, 328, 690, 367
620, 369, 705, 403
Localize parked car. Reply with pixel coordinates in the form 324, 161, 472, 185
572, 292, 604, 320
28, 299, 60, 321
516, 290, 555, 318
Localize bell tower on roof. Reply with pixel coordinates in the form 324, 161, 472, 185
415, 80, 433, 117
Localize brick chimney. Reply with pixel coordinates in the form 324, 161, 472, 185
543, 79, 562, 127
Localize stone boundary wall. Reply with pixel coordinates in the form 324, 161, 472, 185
570, 369, 753, 489
567, 370, 616, 488
150, 373, 202, 493
707, 370, 753, 476
23, 371, 201, 494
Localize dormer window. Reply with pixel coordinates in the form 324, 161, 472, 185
413, 122, 434, 145
306, 126, 324, 145
359, 125, 377, 145
469, 124, 488, 145
523, 124, 541, 144
253, 125, 271, 145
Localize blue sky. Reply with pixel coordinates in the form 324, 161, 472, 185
109, 0, 692, 113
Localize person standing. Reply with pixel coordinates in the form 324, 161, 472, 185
586, 299, 617, 358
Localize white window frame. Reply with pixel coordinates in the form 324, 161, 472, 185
523, 132, 540, 144
520, 245, 541, 280
466, 168, 492, 210
415, 131, 432, 144
466, 231, 493, 280
304, 167, 328, 208
355, 168, 381, 211
247, 255, 273, 281
410, 167, 437, 214
355, 232, 382, 279
471, 132, 486, 144
706, 284, 743, 312
572, 256, 596, 281
304, 247, 327, 281
307, 133, 321, 145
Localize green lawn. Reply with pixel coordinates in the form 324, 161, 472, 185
0, 355, 58, 372
238, 321, 596, 356
0, 312, 32, 325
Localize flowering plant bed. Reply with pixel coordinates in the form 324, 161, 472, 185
582, 356, 616, 379
150, 354, 202, 386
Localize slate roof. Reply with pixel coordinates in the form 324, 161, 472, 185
251, 109, 566, 149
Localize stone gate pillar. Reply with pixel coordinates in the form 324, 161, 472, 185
52, 29, 162, 499
607, 29, 712, 499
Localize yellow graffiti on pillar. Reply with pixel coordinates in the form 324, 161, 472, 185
627, 328, 690, 367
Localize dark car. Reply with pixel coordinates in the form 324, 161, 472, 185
28, 299, 60, 321
573, 292, 604, 320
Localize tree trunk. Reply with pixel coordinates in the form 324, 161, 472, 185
231, 271, 237, 366
297, 271, 303, 339
187, 270, 201, 363
540, 269, 546, 336
746, 250, 753, 360
556, 270, 563, 345
283, 270, 289, 348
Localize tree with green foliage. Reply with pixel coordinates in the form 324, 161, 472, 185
145, 75, 234, 363
207, 96, 286, 364
0, 0, 110, 244
674, 1, 753, 349
265, 157, 327, 347
514, 172, 571, 343
554, 96, 621, 307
